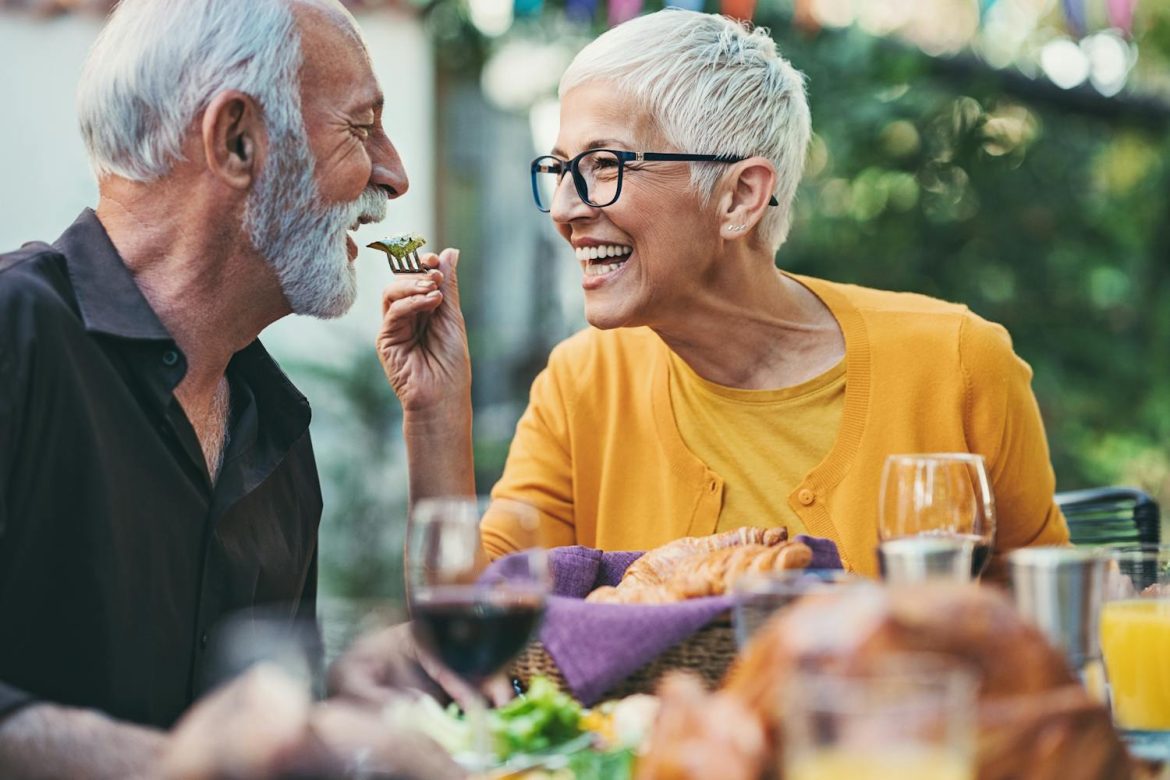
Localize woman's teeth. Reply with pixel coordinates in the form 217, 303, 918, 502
577, 244, 632, 276
585, 261, 624, 276
575, 244, 632, 262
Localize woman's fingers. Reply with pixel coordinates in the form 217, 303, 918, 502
381, 291, 443, 345
381, 270, 442, 314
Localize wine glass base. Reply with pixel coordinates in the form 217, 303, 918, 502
1122, 729, 1170, 762
451, 750, 499, 773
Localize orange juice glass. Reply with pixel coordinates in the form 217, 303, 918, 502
1101, 544, 1170, 761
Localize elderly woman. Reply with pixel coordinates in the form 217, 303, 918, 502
377, 9, 1068, 575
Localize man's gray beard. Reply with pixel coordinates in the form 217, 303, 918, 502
244, 129, 387, 319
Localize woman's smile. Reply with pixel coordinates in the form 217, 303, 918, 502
577, 242, 633, 284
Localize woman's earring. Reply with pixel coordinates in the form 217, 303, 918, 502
728, 224, 747, 232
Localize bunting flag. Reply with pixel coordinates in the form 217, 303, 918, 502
1061, 0, 1087, 36
977, 0, 998, 22
793, 0, 819, 34
607, 0, 642, 27
514, 0, 542, 18
565, 0, 597, 23
1107, 0, 1138, 36
667, 0, 705, 11
720, 0, 756, 21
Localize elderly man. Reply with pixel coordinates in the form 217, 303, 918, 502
0, 0, 459, 777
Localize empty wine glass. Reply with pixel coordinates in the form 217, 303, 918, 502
878, 453, 996, 580
405, 496, 548, 770
731, 569, 857, 648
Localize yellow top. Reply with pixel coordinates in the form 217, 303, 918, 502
667, 349, 845, 536
483, 273, 1069, 576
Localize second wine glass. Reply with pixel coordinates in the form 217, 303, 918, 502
405, 496, 548, 769
878, 453, 996, 579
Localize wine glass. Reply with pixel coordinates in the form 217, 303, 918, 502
731, 569, 857, 648
878, 453, 996, 579
405, 496, 548, 769
781, 654, 978, 780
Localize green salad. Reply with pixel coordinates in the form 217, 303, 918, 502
384, 676, 637, 777
491, 676, 582, 756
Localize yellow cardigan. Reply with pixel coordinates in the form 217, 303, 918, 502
483, 274, 1069, 576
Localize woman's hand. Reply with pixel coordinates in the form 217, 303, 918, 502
376, 248, 471, 414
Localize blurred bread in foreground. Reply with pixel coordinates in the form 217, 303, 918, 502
637, 584, 1132, 780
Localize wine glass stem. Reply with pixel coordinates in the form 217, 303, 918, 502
466, 691, 492, 769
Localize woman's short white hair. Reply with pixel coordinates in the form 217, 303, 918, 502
559, 9, 811, 251
77, 0, 357, 182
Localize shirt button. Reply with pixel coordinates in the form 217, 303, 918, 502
162, 349, 180, 367
797, 488, 816, 506
200, 632, 209, 649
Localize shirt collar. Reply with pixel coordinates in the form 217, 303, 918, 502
53, 208, 312, 456
54, 208, 173, 342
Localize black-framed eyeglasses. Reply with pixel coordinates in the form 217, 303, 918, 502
529, 148, 781, 213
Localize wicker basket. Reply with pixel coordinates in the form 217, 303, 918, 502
511, 617, 739, 701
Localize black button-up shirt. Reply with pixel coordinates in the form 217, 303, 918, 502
0, 210, 322, 728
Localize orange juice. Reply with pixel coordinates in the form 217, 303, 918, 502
1100, 599, 1170, 730
786, 747, 973, 780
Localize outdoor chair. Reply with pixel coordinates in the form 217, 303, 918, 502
1056, 487, 1161, 547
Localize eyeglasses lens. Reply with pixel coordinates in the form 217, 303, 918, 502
532, 150, 622, 211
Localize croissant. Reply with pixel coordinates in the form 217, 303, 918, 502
621, 527, 789, 589
586, 584, 680, 605
586, 533, 811, 605
686, 542, 813, 594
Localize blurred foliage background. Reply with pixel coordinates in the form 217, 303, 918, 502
420, 0, 1170, 533
779, 32, 1170, 510
2, 0, 1166, 624
300, 0, 1170, 607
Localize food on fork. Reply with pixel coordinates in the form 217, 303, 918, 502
367, 232, 427, 273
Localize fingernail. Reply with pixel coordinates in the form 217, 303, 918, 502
426, 290, 441, 298
415, 279, 434, 290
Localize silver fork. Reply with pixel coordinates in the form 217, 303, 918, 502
367, 235, 427, 273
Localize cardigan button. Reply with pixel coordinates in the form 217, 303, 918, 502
797, 488, 816, 506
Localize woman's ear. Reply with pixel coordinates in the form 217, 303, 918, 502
201, 90, 267, 191
719, 157, 777, 238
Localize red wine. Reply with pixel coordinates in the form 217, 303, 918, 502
411, 589, 544, 683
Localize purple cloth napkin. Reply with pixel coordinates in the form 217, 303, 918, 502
796, 534, 844, 570
489, 536, 842, 705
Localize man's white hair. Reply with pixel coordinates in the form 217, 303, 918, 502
559, 9, 811, 251
77, 0, 358, 182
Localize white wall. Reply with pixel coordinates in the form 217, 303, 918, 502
0, 9, 435, 368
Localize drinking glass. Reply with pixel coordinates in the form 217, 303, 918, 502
731, 569, 856, 648
1099, 543, 1170, 761
1007, 547, 1109, 693
405, 496, 549, 769
781, 656, 977, 780
878, 453, 996, 579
